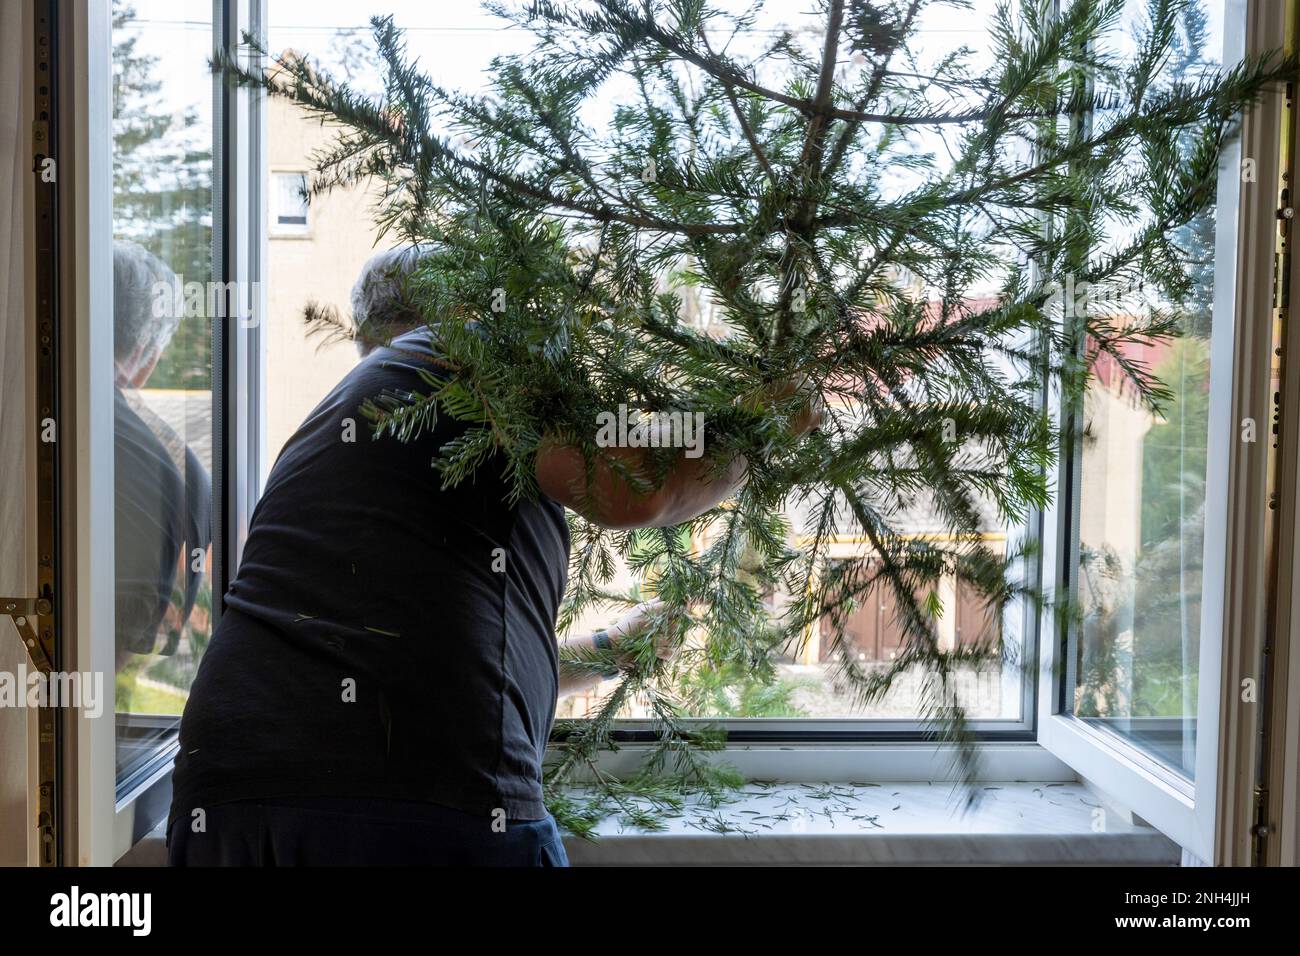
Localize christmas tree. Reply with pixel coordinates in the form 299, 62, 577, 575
218, 0, 1293, 830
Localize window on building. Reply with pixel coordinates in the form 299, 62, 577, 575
271, 170, 310, 234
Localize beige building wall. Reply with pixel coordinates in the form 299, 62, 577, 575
264, 96, 381, 464
1079, 385, 1155, 571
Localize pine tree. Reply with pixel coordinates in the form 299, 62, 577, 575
218, 0, 1294, 829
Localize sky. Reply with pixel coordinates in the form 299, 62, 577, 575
117, 0, 1042, 211
119, 0, 1031, 114
115, 0, 1027, 236
116, 0, 1233, 154
115, 0, 1234, 295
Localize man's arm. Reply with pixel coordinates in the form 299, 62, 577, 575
536, 378, 822, 530
557, 600, 673, 697
535, 441, 747, 531
557, 629, 615, 698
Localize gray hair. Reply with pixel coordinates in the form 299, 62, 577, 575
351, 244, 435, 356
113, 240, 182, 367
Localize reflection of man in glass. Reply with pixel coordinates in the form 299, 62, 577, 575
113, 241, 212, 665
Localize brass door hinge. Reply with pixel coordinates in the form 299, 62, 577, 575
0, 596, 55, 674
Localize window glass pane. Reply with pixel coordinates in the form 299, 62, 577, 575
263, 0, 1030, 725
263, 4, 530, 467
565, 0, 1030, 723
111, 0, 215, 785
1069, 0, 1237, 778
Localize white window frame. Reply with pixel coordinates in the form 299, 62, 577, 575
61, 0, 266, 865
67, 0, 117, 868
53, 0, 1281, 866
1035, 0, 1256, 864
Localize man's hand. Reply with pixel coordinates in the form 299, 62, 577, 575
556, 598, 684, 698
606, 598, 680, 668
739, 374, 824, 437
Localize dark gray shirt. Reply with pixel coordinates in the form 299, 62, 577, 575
171, 330, 570, 822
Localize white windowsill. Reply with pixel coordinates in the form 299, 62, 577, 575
116, 778, 1179, 867
115, 745, 1181, 866
561, 780, 1181, 866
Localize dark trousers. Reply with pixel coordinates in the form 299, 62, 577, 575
167, 796, 569, 867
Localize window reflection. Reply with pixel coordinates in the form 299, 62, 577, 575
1070, 0, 1232, 778
111, 0, 215, 784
